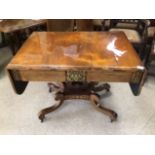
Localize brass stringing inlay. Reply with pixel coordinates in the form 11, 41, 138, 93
66, 71, 87, 81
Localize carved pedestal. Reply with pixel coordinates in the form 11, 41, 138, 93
38, 82, 117, 123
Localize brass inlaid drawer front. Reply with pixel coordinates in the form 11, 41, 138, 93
66, 71, 87, 82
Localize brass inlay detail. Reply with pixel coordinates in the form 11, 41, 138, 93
66, 71, 87, 82
65, 95, 89, 100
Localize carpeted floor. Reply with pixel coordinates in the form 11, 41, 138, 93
0, 47, 155, 135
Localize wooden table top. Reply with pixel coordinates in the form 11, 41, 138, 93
7, 31, 146, 95
0, 19, 47, 33
7, 31, 143, 71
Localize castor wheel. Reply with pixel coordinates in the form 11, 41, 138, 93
38, 113, 45, 123
110, 111, 118, 122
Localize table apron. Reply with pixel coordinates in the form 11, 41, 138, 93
10, 69, 142, 83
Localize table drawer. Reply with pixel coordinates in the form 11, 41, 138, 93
10, 69, 137, 83
17, 70, 66, 81
87, 70, 133, 82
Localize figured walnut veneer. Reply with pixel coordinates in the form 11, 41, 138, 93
7, 32, 144, 84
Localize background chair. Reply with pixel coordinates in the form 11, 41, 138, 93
92, 19, 103, 31
145, 21, 155, 65
103, 19, 150, 62
92, 19, 111, 31
73, 19, 93, 31
47, 19, 74, 31
147, 19, 155, 43
145, 33, 155, 76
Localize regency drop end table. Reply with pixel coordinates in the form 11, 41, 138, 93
7, 32, 146, 122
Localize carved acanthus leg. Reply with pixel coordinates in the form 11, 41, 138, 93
39, 82, 117, 123
38, 96, 64, 122
90, 94, 117, 122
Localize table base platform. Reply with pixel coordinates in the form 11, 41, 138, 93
38, 82, 118, 123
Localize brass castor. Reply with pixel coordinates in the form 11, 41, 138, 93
110, 111, 118, 122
